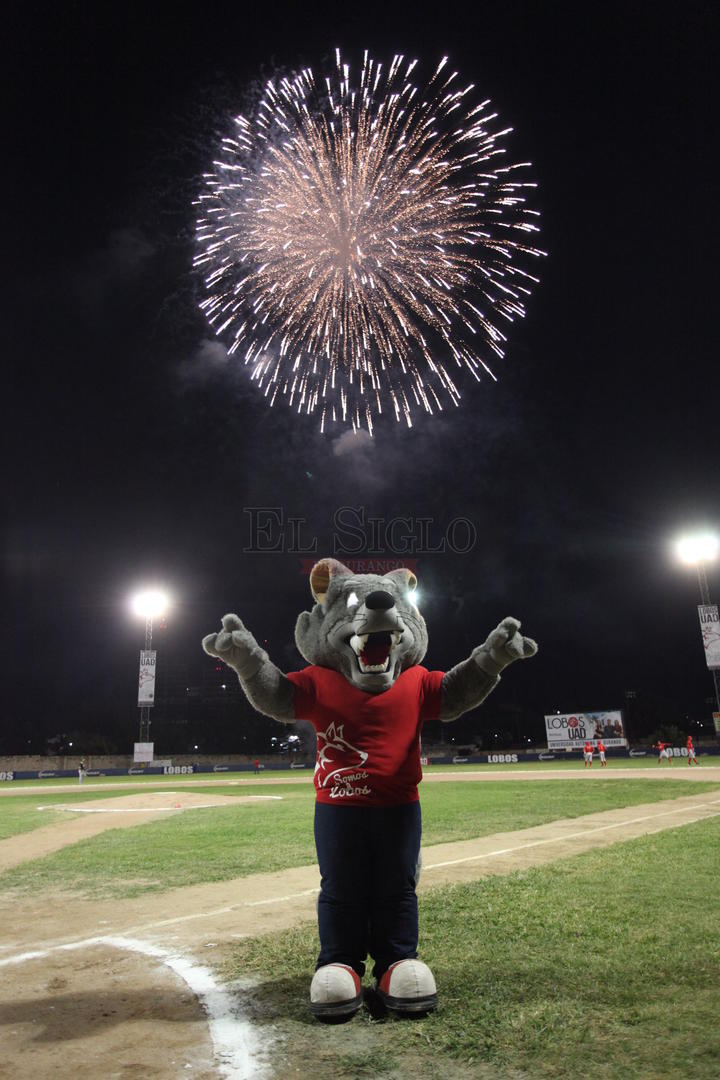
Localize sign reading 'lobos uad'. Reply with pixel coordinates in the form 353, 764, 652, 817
698, 605, 720, 669
543, 711, 627, 750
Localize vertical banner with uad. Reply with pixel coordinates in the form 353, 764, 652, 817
697, 606, 720, 669
138, 650, 157, 704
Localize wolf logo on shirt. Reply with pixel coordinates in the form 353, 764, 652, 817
315, 722, 369, 789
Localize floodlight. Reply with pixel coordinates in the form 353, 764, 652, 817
675, 534, 719, 566
674, 530, 720, 724
131, 589, 169, 619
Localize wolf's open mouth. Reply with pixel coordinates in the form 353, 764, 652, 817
348, 630, 402, 674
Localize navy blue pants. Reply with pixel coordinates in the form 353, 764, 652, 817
314, 801, 422, 980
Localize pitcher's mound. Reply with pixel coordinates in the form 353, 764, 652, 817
0, 793, 284, 874
46, 792, 283, 814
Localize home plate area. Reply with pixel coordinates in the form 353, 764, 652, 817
0, 940, 224, 1080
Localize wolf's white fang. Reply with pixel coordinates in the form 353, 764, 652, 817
349, 633, 369, 654
349, 630, 404, 673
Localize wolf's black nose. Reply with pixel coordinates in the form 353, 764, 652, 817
365, 590, 396, 610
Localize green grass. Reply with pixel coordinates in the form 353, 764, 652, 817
0, 778, 717, 900
2, 775, 714, 845
2, 771, 282, 793
424, 755, 710, 772
226, 818, 720, 1080
1, 753, 712, 798
2, 769, 718, 1077
0, 785, 316, 897
0, 784, 307, 841
0, 790, 136, 840
419, 778, 720, 844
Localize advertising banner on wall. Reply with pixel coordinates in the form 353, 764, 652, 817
698, 605, 720, 669
138, 650, 157, 705
133, 742, 154, 763
544, 711, 626, 749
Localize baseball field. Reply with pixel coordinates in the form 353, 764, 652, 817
1, 760, 719, 1079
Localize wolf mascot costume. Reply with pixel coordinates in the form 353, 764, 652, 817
203, 558, 537, 1020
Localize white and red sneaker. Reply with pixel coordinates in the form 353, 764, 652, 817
376, 959, 438, 1016
310, 963, 363, 1021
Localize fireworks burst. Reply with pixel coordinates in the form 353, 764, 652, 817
194, 50, 544, 433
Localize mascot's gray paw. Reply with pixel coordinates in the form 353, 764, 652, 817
474, 617, 538, 677
202, 614, 268, 680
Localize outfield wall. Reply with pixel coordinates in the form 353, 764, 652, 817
1, 745, 718, 782
0, 753, 260, 773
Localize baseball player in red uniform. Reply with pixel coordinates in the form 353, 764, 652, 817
596, 740, 607, 767
654, 741, 671, 764
686, 736, 699, 766
583, 740, 593, 768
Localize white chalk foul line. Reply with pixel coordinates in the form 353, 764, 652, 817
0, 935, 270, 1080
423, 798, 720, 871
117, 886, 322, 936
43, 799, 720, 937
0, 887, 323, 953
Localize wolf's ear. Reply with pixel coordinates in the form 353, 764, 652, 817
384, 567, 418, 593
309, 559, 353, 605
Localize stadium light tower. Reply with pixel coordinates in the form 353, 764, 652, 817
130, 589, 169, 744
674, 533, 720, 732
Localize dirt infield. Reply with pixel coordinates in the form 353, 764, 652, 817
0, 944, 219, 1080
1, 769, 719, 1079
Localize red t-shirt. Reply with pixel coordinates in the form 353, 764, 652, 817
584, 742, 593, 753
287, 665, 445, 806
597, 742, 606, 753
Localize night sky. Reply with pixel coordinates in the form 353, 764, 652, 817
5, 1, 720, 754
